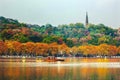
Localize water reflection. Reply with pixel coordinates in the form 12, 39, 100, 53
0, 58, 120, 80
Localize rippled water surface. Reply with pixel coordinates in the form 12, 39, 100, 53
0, 58, 120, 80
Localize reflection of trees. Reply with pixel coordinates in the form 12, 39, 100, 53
1, 60, 120, 80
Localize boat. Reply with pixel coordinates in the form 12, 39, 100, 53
44, 56, 56, 62
56, 57, 65, 61
44, 56, 65, 62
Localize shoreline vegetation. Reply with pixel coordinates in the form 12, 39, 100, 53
0, 41, 120, 58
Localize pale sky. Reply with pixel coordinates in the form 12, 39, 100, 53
0, 0, 120, 28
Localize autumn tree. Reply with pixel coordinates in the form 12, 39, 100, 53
58, 43, 69, 54
117, 46, 120, 55
5, 41, 14, 55
49, 42, 59, 56
0, 41, 8, 55
11, 41, 22, 55
71, 46, 79, 56
25, 42, 35, 56
108, 45, 117, 56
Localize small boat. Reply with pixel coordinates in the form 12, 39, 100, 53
44, 56, 65, 62
44, 56, 56, 62
56, 57, 65, 61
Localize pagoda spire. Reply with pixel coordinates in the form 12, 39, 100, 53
85, 12, 89, 27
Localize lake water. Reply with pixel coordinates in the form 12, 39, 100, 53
0, 58, 120, 80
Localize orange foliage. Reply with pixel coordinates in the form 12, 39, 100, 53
78, 44, 118, 56
0, 41, 8, 55
49, 42, 58, 55
11, 41, 22, 55
0, 41, 119, 56
25, 42, 35, 55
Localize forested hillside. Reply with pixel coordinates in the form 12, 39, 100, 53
30, 21, 120, 46
0, 16, 73, 47
0, 16, 120, 47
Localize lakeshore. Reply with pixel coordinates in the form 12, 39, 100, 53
0, 56, 120, 62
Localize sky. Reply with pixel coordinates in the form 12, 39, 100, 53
0, 0, 120, 28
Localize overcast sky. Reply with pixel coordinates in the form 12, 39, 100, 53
0, 0, 120, 28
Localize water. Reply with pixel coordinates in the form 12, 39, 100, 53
0, 58, 120, 80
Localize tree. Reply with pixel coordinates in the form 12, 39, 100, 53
58, 43, 69, 55
13, 33, 30, 43
98, 35, 112, 44
25, 42, 35, 56
35, 43, 43, 56
11, 41, 22, 55
0, 41, 8, 55
98, 44, 110, 56
71, 46, 78, 56
49, 42, 59, 56
29, 35, 43, 42
108, 45, 117, 56
35, 43, 48, 56
5, 41, 14, 55
117, 46, 120, 55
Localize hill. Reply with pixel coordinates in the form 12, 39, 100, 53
0, 16, 73, 47
0, 16, 120, 47
30, 21, 120, 46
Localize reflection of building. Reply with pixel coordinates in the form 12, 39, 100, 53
85, 12, 89, 27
